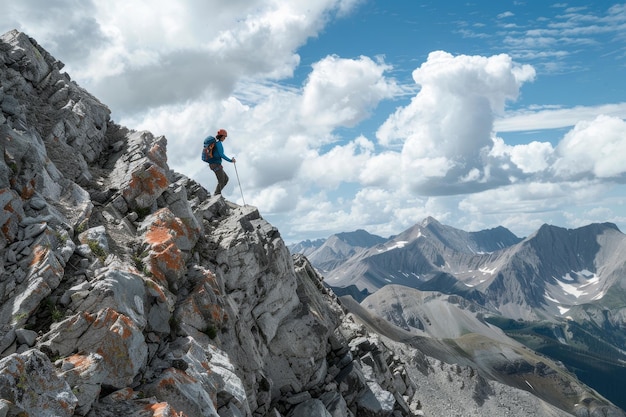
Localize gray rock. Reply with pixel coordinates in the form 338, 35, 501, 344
14, 329, 37, 346
0, 349, 77, 416
289, 399, 332, 417
319, 391, 351, 417
58, 352, 106, 415
28, 196, 47, 210
78, 225, 109, 252
355, 381, 395, 417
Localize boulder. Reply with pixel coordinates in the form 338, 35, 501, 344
39, 307, 147, 388
0, 349, 77, 416
58, 352, 107, 415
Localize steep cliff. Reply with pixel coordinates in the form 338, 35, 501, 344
1, 29, 623, 417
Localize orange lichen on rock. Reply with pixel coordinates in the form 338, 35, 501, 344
121, 164, 169, 209
147, 242, 185, 287
146, 226, 173, 248
20, 178, 36, 200
83, 311, 97, 324
58, 398, 74, 412
88, 309, 135, 340
29, 244, 48, 267
1, 188, 24, 245
192, 286, 224, 324
65, 354, 93, 370
200, 361, 211, 372
146, 209, 187, 244
147, 165, 169, 189
207, 304, 224, 323
131, 165, 167, 193
111, 314, 135, 340
105, 387, 137, 401
147, 142, 168, 166
143, 208, 190, 288
144, 402, 185, 417
88, 309, 144, 387
157, 368, 198, 389
91, 308, 121, 329
157, 376, 177, 389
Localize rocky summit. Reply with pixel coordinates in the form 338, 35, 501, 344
0, 29, 624, 417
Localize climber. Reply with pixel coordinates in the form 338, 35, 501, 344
202, 128, 236, 195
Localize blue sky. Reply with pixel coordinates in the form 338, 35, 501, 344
2, 1, 626, 243
303, 1, 626, 140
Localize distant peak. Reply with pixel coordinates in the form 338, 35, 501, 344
604, 222, 621, 233
335, 229, 385, 247
421, 216, 440, 227
536, 222, 620, 234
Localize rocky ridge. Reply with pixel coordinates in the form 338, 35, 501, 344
0, 29, 623, 417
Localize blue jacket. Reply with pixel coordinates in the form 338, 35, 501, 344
204, 137, 233, 164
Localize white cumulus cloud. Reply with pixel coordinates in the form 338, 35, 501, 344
377, 51, 536, 195
552, 115, 626, 180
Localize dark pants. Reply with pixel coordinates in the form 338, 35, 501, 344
210, 164, 229, 195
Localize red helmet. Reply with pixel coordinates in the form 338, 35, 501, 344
217, 128, 228, 137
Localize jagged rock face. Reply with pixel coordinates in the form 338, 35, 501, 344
0, 29, 430, 417
1, 29, 624, 417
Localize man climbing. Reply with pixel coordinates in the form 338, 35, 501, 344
203, 128, 236, 195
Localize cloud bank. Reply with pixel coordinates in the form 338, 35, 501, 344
2, 0, 625, 241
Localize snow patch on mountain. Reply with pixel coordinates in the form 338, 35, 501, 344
378, 240, 410, 252
541, 270, 610, 317
479, 265, 498, 275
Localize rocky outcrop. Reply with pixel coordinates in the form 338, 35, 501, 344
1, 29, 623, 417
0, 29, 422, 417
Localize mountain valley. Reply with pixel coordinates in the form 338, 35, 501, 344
290, 218, 626, 411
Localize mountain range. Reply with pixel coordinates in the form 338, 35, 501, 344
289, 217, 626, 319
289, 217, 626, 410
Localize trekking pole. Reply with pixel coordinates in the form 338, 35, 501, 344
233, 162, 246, 206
